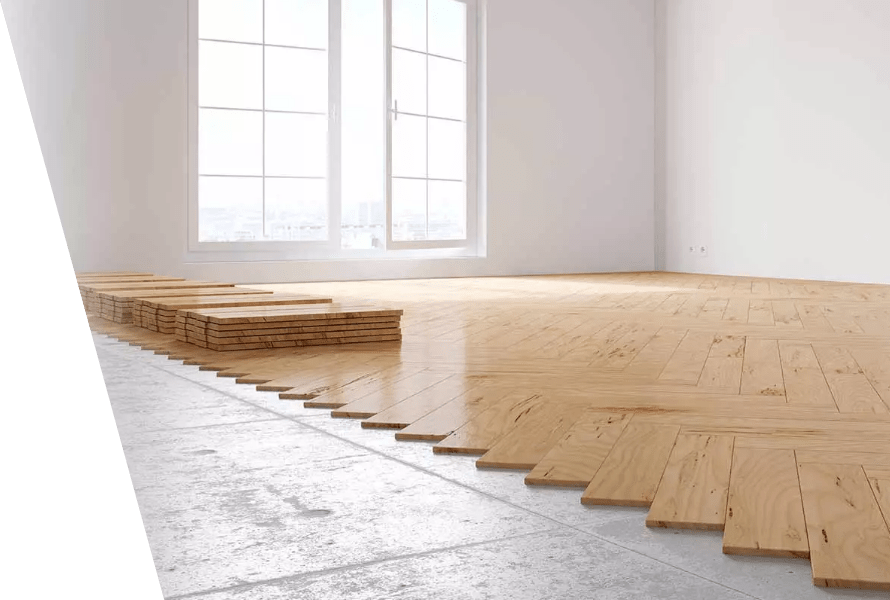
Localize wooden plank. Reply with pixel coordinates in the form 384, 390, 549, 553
654, 293, 691, 315
823, 373, 888, 414
747, 300, 775, 325
736, 437, 890, 454
201, 333, 401, 352
81, 280, 235, 292
187, 305, 403, 325
851, 348, 890, 406
822, 305, 865, 334
588, 324, 660, 370
299, 365, 426, 406
361, 376, 482, 429
698, 334, 745, 392
778, 342, 836, 407
76, 271, 153, 278
796, 451, 890, 469
812, 345, 888, 413
581, 422, 680, 507
676, 294, 708, 318
640, 413, 890, 441
98, 287, 272, 299
187, 316, 399, 333
433, 392, 546, 455
772, 301, 803, 328
796, 304, 834, 332
395, 387, 514, 441
140, 294, 332, 310
866, 468, 890, 531
722, 448, 809, 558
196, 325, 402, 344
475, 399, 589, 470
699, 298, 728, 321
722, 298, 749, 323
76, 275, 181, 284
658, 331, 714, 384
740, 338, 785, 396
645, 434, 734, 530
623, 327, 687, 378
797, 462, 890, 590
565, 320, 636, 363
256, 358, 395, 394
331, 371, 452, 419
524, 412, 631, 487
812, 345, 861, 374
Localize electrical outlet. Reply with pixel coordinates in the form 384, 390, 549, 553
699, 245, 708, 257
688, 246, 695, 254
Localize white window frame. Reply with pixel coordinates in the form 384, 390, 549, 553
186, 0, 481, 262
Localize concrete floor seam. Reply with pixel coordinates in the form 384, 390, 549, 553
163, 528, 565, 600
101, 336, 768, 599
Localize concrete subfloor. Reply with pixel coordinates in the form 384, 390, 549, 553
96, 333, 887, 600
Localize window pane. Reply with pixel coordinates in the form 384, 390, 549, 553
199, 0, 263, 43
199, 41, 263, 109
392, 0, 426, 53
265, 113, 328, 177
265, 178, 328, 241
199, 108, 263, 175
392, 113, 427, 178
198, 176, 263, 241
265, 46, 328, 113
265, 0, 328, 49
342, 0, 385, 250
428, 56, 464, 120
428, 180, 465, 240
428, 0, 466, 61
392, 178, 427, 241
392, 48, 427, 116
427, 118, 465, 180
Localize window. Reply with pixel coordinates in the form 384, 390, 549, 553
187, 0, 479, 258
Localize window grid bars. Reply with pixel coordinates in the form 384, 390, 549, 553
425, 0, 430, 238
198, 37, 326, 53
262, 0, 266, 237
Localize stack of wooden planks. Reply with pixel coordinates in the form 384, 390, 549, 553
95, 287, 277, 325
76, 271, 154, 278
133, 293, 334, 334
174, 304, 403, 351
75, 273, 182, 312
80, 280, 237, 319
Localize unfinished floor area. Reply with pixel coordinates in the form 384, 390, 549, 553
95, 272, 890, 597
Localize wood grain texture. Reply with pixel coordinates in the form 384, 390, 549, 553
581, 423, 680, 507
740, 338, 785, 397
658, 331, 714, 385
434, 392, 546, 455
395, 387, 513, 441
646, 434, 734, 530
361, 376, 482, 429
798, 462, 890, 590
524, 412, 631, 487
723, 447, 809, 557
85, 270, 890, 591
331, 371, 451, 419
475, 399, 589, 470
866, 468, 890, 531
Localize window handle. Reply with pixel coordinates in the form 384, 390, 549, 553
392, 99, 398, 121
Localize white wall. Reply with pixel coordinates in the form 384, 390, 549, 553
658, 0, 890, 284
3, 0, 655, 283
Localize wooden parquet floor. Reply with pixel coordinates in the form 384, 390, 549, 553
86, 271, 890, 590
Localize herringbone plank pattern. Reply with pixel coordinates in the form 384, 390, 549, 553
86, 272, 890, 591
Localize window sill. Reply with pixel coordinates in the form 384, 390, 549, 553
183, 245, 483, 264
